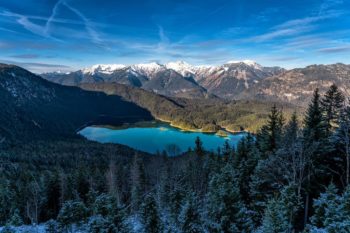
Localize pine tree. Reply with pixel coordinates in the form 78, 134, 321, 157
8, 209, 23, 226
92, 194, 113, 217
194, 137, 204, 157
130, 154, 147, 213
140, 194, 162, 233
257, 105, 284, 155
87, 215, 111, 233
169, 185, 185, 222
44, 172, 61, 220
321, 84, 345, 135
45, 219, 59, 233
310, 183, 339, 228
222, 140, 232, 162
283, 111, 299, 147
178, 193, 203, 233
109, 205, 129, 233
258, 197, 290, 233
306, 184, 350, 233
207, 164, 252, 233
303, 88, 326, 143
334, 105, 350, 185
57, 200, 88, 232
235, 134, 260, 204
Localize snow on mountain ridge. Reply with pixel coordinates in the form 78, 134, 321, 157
82, 64, 126, 75
165, 61, 197, 76
225, 60, 262, 70
128, 62, 166, 78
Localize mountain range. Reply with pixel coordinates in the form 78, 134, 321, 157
41, 61, 350, 105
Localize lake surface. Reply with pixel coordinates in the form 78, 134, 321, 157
79, 124, 246, 154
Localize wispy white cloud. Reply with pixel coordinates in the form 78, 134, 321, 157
45, 0, 65, 36
62, 1, 106, 48
250, 7, 344, 43
317, 45, 350, 53
251, 26, 315, 42
318, 0, 344, 16
157, 25, 170, 51
0, 10, 51, 38
0, 59, 72, 73
0, 0, 106, 47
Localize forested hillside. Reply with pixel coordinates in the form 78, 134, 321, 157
0, 64, 153, 144
80, 83, 299, 133
1, 84, 350, 232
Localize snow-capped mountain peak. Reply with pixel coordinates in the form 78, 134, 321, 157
131, 62, 164, 74
165, 61, 196, 76
82, 64, 126, 75
225, 60, 262, 70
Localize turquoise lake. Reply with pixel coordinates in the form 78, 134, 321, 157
79, 124, 246, 154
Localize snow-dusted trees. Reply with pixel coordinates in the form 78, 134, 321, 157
321, 84, 345, 135
334, 103, 350, 186
57, 200, 88, 232
256, 105, 284, 155
257, 184, 301, 233
140, 194, 163, 233
178, 193, 203, 233
207, 164, 253, 233
306, 184, 350, 233
130, 153, 147, 213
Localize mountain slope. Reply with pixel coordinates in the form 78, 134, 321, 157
196, 61, 284, 99
80, 82, 300, 133
241, 63, 350, 105
0, 64, 153, 143
42, 60, 283, 99
42, 62, 208, 98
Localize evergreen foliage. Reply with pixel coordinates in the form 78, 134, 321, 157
1, 84, 350, 233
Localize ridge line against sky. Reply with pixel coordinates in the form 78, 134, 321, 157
0, 0, 349, 73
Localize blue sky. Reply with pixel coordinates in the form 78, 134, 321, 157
0, 0, 350, 72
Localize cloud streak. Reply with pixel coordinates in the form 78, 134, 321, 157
317, 45, 350, 53
0, 0, 106, 47
0, 59, 72, 73
62, 1, 106, 48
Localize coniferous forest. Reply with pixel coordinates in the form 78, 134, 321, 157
1, 84, 350, 232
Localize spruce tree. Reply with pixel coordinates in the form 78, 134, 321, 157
283, 111, 299, 147
45, 219, 59, 233
207, 164, 252, 233
194, 136, 204, 157
140, 194, 163, 233
258, 185, 301, 233
334, 105, 350, 185
310, 183, 339, 228
321, 84, 345, 135
57, 200, 88, 232
257, 105, 284, 155
169, 185, 185, 222
178, 193, 203, 233
306, 183, 350, 233
130, 154, 147, 213
87, 215, 111, 233
303, 88, 326, 143
7, 209, 23, 226
222, 140, 232, 162
109, 205, 129, 233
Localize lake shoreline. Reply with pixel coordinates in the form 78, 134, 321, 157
155, 117, 248, 136
91, 119, 247, 137
79, 124, 247, 154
